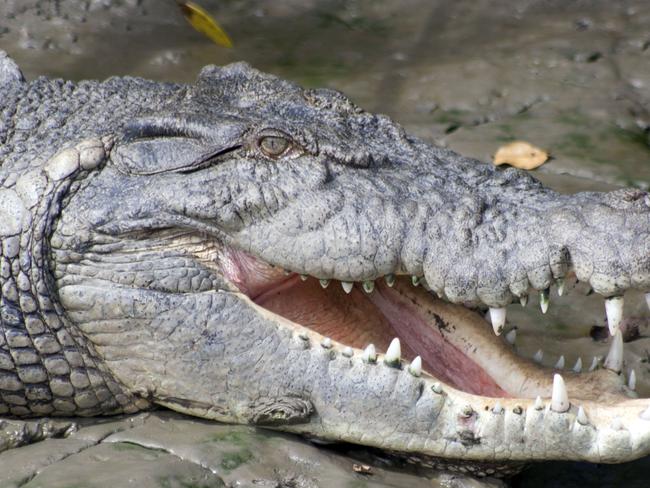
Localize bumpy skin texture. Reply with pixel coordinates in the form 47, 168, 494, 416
1, 53, 650, 469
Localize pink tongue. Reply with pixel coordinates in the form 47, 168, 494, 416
368, 285, 510, 397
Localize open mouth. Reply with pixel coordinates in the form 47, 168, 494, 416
217, 243, 641, 408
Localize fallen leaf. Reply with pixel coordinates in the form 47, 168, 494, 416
493, 141, 548, 170
352, 463, 373, 475
177, 1, 233, 48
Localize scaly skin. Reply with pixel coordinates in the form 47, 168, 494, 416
1, 52, 650, 474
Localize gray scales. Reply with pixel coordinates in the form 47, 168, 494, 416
1, 50, 650, 476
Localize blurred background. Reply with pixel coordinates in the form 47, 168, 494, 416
1, 1, 650, 486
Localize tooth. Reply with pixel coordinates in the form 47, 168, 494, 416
362, 344, 377, 363
589, 356, 600, 372
534, 395, 543, 410
411, 276, 420, 287
300, 274, 308, 281
629, 370, 636, 391
533, 349, 544, 364
341, 281, 354, 294
362, 280, 375, 294
408, 356, 422, 377
283, 269, 291, 275
641, 406, 650, 421
319, 279, 330, 289
604, 329, 623, 373
519, 295, 528, 307
342, 346, 353, 358
572, 357, 582, 373
646, 293, 650, 311
554, 355, 565, 369
321, 337, 332, 349
556, 278, 565, 297
605, 296, 624, 336
551, 374, 570, 412
384, 338, 401, 366
540, 288, 549, 314
431, 382, 443, 394
505, 328, 517, 345
576, 406, 589, 425
489, 307, 507, 336
385, 274, 396, 287
492, 402, 503, 414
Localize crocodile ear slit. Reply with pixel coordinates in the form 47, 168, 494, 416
113, 117, 245, 175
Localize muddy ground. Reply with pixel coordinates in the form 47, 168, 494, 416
1, 0, 650, 486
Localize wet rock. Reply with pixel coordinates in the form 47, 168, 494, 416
0, 412, 501, 488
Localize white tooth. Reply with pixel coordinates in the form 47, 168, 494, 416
492, 402, 503, 414
551, 374, 570, 413
604, 329, 623, 373
362, 344, 377, 363
554, 355, 565, 369
556, 278, 565, 297
431, 382, 443, 394
646, 293, 650, 311
533, 349, 544, 364
629, 369, 636, 391
576, 406, 589, 425
605, 296, 624, 336
572, 357, 582, 373
489, 307, 507, 336
408, 356, 422, 377
534, 395, 544, 410
300, 274, 308, 281
589, 356, 600, 372
640, 406, 650, 421
411, 275, 420, 287
384, 338, 401, 365
520, 295, 528, 307
341, 281, 354, 294
505, 328, 517, 345
540, 289, 549, 314
385, 274, 396, 287
362, 280, 375, 294
283, 269, 291, 275
321, 337, 332, 349
342, 346, 353, 358
319, 279, 330, 289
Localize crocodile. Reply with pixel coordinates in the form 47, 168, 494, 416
1, 50, 650, 476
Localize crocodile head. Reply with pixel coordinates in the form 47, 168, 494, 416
6, 61, 649, 474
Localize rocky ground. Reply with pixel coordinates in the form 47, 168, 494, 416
1, 0, 650, 486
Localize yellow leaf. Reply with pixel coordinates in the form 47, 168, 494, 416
178, 1, 233, 48
493, 141, 548, 170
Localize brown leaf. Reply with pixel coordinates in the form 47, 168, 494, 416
493, 141, 548, 170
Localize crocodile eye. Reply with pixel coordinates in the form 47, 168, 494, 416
259, 136, 291, 158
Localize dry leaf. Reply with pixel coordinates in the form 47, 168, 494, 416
493, 141, 548, 170
178, 1, 233, 48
